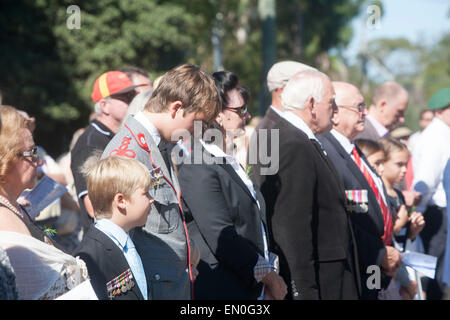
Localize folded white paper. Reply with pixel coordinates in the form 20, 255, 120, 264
21, 175, 68, 220
56, 280, 98, 300
402, 251, 437, 279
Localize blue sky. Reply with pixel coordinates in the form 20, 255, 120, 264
343, 0, 450, 63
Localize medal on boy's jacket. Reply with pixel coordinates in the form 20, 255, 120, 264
106, 269, 135, 299
345, 189, 369, 213
149, 167, 164, 187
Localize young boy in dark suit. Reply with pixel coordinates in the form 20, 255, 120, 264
74, 156, 155, 300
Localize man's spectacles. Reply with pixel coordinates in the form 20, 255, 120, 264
224, 105, 248, 117
20, 146, 40, 163
338, 102, 366, 113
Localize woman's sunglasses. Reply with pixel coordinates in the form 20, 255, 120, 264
224, 105, 248, 117
20, 146, 40, 163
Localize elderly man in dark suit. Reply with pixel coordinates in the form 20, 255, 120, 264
256, 70, 361, 299
248, 61, 316, 188
355, 81, 409, 141
317, 81, 404, 299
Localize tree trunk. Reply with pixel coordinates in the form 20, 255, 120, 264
258, 0, 276, 116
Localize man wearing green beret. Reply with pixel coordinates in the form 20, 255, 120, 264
412, 87, 450, 300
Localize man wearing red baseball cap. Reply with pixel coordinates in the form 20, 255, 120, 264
71, 71, 138, 231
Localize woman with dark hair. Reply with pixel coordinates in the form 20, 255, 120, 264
178, 71, 287, 300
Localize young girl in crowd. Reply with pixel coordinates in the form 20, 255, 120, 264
355, 138, 385, 176
378, 137, 425, 244
357, 138, 425, 242
356, 138, 423, 299
377, 137, 427, 300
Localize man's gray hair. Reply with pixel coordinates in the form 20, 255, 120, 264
119, 89, 153, 129
281, 70, 328, 112
94, 97, 110, 115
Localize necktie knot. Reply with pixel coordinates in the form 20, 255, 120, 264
125, 236, 135, 251
158, 139, 169, 152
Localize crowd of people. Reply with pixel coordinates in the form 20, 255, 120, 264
0, 60, 449, 301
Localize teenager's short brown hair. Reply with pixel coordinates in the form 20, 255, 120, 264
144, 64, 221, 124
82, 155, 152, 219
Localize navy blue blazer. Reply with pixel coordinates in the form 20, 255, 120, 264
74, 225, 145, 300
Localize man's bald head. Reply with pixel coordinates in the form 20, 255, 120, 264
372, 81, 408, 105
333, 82, 362, 107
370, 81, 409, 129
332, 81, 366, 140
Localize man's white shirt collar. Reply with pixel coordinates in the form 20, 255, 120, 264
331, 129, 354, 154
282, 111, 320, 142
270, 105, 285, 118
134, 111, 161, 146
366, 114, 388, 137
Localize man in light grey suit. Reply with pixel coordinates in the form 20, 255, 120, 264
102, 64, 221, 299
355, 81, 409, 141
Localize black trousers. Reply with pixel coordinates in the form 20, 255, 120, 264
420, 205, 448, 300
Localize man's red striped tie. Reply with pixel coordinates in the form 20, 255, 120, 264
352, 147, 393, 245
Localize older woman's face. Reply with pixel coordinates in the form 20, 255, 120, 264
8, 128, 41, 191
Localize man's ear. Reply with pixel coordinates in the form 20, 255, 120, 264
308, 96, 316, 116
276, 87, 284, 95
100, 99, 109, 115
378, 99, 387, 112
331, 109, 339, 126
168, 101, 183, 119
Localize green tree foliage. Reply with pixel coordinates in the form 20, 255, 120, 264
277, 0, 364, 64
0, 0, 202, 156
0, 0, 365, 156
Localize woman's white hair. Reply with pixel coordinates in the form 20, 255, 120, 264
281, 70, 329, 112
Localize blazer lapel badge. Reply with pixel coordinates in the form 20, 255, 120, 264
345, 189, 369, 213
106, 268, 135, 299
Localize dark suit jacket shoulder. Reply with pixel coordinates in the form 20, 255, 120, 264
74, 225, 144, 300
178, 146, 266, 299
249, 107, 283, 188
